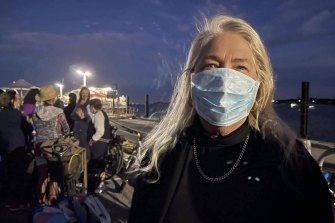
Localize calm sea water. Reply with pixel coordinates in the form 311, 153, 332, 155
274, 104, 335, 142
136, 103, 335, 143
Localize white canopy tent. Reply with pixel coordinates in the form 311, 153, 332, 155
8, 79, 38, 98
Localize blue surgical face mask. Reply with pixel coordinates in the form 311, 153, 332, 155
191, 68, 260, 127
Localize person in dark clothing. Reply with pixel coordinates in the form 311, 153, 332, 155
87, 98, 111, 194
128, 15, 333, 223
71, 87, 91, 160
64, 93, 77, 132
22, 88, 41, 151
6, 89, 21, 110
0, 89, 4, 110
0, 89, 4, 193
54, 97, 65, 109
0, 91, 33, 211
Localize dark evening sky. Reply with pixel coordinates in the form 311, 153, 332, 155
0, 0, 334, 103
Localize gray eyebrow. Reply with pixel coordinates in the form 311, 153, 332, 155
203, 55, 251, 64
231, 58, 251, 65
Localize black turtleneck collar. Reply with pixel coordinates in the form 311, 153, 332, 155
190, 116, 250, 152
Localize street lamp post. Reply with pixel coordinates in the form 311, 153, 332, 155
56, 83, 64, 98
76, 70, 91, 86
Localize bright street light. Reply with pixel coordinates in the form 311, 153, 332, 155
76, 69, 91, 86
55, 83, 64, 98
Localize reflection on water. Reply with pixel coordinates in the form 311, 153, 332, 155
275, 104, 335, 142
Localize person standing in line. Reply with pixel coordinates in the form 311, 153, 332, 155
33, 85, 70, 142
71, 86, 91, 160
0, 89, 4, 196
0, 91, 33, 211
87, 98, 111, 194
6, 89, 22, 110
128, 15, 333, 223
0, 89, 5, 109
64, 92, 77, 132
54, 97, 65, 109
22, 88, 40, 119
22, 88, 41, 150
32, 85, 70, 204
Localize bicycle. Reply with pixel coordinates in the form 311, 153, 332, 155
317, 148, 335, 203
102, 127, 140, 192
104, 125, 125, 180
39, 135, 87, 204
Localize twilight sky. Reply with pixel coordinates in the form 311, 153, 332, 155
0, 0, 334, 103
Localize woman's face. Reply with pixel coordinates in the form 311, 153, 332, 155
89, 105, 96, 114
81, 89, 89, 101
13, 94, 21, 109
194, 31, 257, 79
35, 94, 41, 103
192, 31, 258, 135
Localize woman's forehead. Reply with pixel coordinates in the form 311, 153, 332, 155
201, 32, 253, 60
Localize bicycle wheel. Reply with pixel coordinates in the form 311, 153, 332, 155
317, 149, 335, 199
64, 154, 82, 180
105, 144, 123, 179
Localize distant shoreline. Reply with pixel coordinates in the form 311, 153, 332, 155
274, 98, 334, 105
129, 98, 335, 106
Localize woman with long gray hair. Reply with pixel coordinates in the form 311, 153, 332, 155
128, 15, 333, 222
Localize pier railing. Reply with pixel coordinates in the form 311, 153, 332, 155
104, 107, 136, 119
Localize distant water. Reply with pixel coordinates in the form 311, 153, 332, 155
274, 104, 335, 142
135, 103, 335, 142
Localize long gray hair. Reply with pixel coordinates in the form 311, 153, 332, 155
135, 15, 298, 179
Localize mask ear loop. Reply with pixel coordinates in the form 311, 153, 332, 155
248, 78, 262, 131
185, 68, 195, 108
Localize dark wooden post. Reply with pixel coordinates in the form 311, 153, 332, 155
112, 97, 115, 114
126, 96, 129, 114
145, 94, 149, 118
300, 82, 309, 139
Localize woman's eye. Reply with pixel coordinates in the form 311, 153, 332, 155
235, 66, 248, 71
202, 64, 217, 70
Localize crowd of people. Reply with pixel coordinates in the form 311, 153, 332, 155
0, 13, 333, 222
0, 85, 111, 211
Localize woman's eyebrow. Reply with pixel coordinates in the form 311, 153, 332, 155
203, 56, 251, 64
203, 55, 223, 61
232, 58, 251, 65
